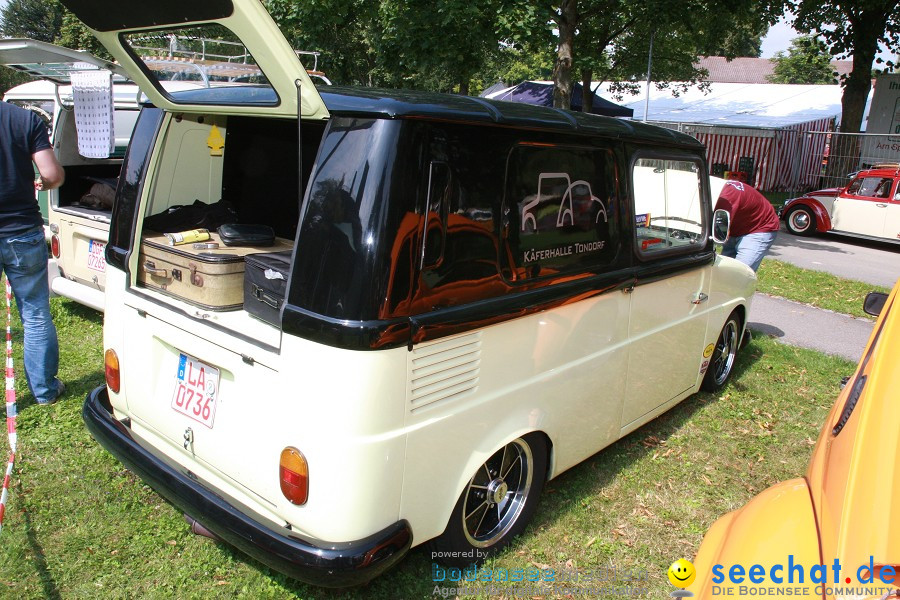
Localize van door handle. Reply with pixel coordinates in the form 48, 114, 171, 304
692, 293, 709, 304
876, 203, 888, 208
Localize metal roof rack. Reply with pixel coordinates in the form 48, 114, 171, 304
129, 34, 329, 86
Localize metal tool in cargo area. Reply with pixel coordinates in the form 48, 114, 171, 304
164, 228, 211, 246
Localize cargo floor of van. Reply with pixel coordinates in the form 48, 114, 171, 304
133, 282, 285, 353
55, 164, 119, 222
53, 204, 111, 222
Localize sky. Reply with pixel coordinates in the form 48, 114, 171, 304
760, 16, 798, 58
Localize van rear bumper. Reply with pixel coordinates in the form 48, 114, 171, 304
50, 273, 105, 312
83, 385, 413, 587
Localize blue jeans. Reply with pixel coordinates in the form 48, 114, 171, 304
0, 227, 59, 404
722, 231, 777, 272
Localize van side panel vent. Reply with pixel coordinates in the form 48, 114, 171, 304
409, 333, 481, 413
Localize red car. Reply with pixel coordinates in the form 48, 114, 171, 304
781, 165, 900, 243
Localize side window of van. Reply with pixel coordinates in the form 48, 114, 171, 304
407, 125, 508, 312
632, 157, 706, 256
420, 163, 500, 291
504, 144, 619, 280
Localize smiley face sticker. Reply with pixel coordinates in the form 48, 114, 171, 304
667, 558, 696, 588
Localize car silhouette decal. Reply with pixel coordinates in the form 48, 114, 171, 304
521, 172, 608, 231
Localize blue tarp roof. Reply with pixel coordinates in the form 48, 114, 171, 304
485, 81, 634, 118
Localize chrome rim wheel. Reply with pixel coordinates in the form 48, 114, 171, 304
462, 438, 534, 548
711, 319, 739, 386
789, 209, 811, 233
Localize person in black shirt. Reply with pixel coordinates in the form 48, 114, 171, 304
0, 101, 65, 405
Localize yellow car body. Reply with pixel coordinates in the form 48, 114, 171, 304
691, 282, 900, 599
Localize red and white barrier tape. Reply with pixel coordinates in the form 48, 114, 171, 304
0, 279, 16, 532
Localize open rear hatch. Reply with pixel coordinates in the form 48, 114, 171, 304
58, 0, 329, 120
55, 0, 329, 502
0, 37, 128, 83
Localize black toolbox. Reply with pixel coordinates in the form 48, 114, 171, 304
243, 250, 292, 325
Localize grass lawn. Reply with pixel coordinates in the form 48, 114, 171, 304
0, 297, 852, 599
757, 258, 891, 319
762, 191, 794, 212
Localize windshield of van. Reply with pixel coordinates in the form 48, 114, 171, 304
120, 25, 278, 106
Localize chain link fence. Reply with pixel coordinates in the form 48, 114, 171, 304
645, 122, 900, 196
804, 131, 900, 192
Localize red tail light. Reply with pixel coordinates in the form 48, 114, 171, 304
279, 447, 309, 505
50, 234, 60, 259
104, 349, 120, 393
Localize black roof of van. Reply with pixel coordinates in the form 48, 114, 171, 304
166, 84, 702, 149
320, 86, 703, 149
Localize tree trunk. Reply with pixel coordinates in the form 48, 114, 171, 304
552, 0, 577, 110
825, 16, 882, 183
839, 48, 876, 134
459, 80, 469, 96
581, 69, 593, 113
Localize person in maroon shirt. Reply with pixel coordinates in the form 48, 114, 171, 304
714, 180, 780, 272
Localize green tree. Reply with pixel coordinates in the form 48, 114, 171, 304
0, 68, 29, 96
793, 0, 900, 133
767, 35, 835, 84
576, 3, 715, 107
265, 0, 382, 86
0, 0, 64, 42
704, 19, 768, 57
267, 0, 520, 93
55, 11, 110, 59
469, 2, 555, 92
543, 0, 787, 110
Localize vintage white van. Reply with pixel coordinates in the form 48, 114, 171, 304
60, 0, 756, 587
1, 39, 142, 310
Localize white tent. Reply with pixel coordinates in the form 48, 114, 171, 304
594, 81, 861, 128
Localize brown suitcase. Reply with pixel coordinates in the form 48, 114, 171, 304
137, 232, 293, 311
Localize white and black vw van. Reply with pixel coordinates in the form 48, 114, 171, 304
61, 0, 755, 587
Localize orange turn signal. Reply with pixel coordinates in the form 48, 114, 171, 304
104, 349, 120, 393
279, 447, 309, 505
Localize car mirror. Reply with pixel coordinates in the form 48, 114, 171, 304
712, 209, 730, 244
863, 292, 888, 317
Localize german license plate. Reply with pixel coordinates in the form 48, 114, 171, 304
171, 353, 219, 429
87, 240, 106, 272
